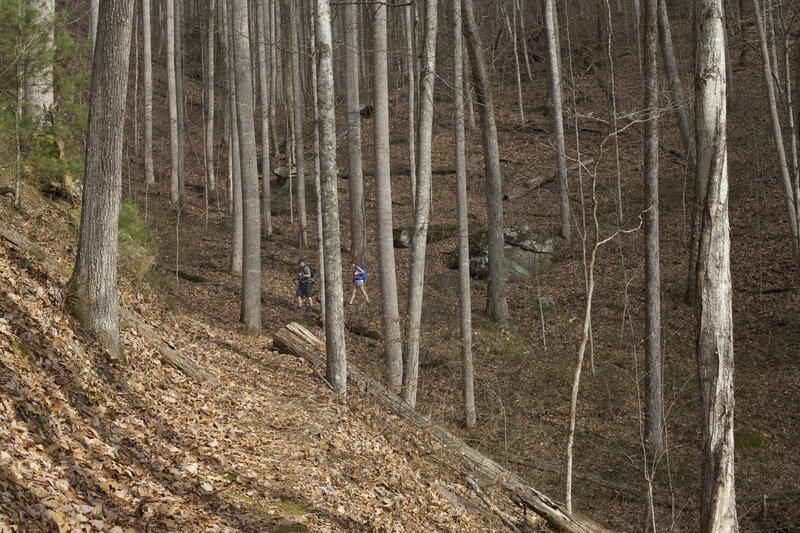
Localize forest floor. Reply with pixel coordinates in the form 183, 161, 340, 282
2, 7, 800, 533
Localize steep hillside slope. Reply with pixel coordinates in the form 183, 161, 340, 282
0, 202, 548, 532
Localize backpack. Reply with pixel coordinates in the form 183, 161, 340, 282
356, 264, 367, 281
309, 266, 316, 283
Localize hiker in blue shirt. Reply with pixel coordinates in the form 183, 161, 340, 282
345, 261, 369, 307
295, 259, 316, 308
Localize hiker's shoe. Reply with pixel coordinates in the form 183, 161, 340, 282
344, 302, 352, 307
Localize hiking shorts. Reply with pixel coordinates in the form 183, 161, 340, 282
352, 279, 365, 288
297, 282, 314, 298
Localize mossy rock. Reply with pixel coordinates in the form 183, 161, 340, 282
271, 178, 317, 217
448, 225, 555, 280
393, 223, 470, 248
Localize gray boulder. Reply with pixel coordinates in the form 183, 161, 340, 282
448, 225, 555, 280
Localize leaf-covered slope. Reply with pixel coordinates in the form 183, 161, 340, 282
0, 234, 538, 532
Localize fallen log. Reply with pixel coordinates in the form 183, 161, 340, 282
118, 308, 218, 386
517, 158, 596, 198
272, 322, 612, 533
1, 223, 217, 387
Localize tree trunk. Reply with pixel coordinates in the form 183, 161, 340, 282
229, 0, 261, 334
166, 0, 180, 205
256, 0, 273, 238
404, 3, 417, 210
289, 0, 308, 248
753, 0, 800, 265
143, 0, 155, 186
402, 0, 438, 409
24, 0, 54, 122
453, 0, 475, 429
90, 0, 99, 56
544, 0, 571, 240
67, 0, 135, 362
223, 0, 243, 275
373, 0, 404, 393
344, 0, 366, 260
643, 0, 664, 459
269, 0, 280, 156
175, 0, 186, 205
462, 0, 508, 325
309, 0, 325, 324
694, 1, 738, 530
316, 0, 347, 393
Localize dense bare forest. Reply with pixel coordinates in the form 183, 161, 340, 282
0, 0, 798, 531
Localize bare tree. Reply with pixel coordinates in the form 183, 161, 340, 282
229, 0, 261, 334
544, 0, 571, 239
695, 1, 737, 530
256, 0, 273, 238
67, 0, 135, 362
643, 0, 663, 459
373, 0, 403, 393
289, 0, 308, 248
453, 0, 475, 428
404, 2, 417, 209
175, 0, 186, 204
753, 0, 800, 265
23, 0, 54, 122
402, 0, 438, 409
462, 0, 508, 324
143, 0, 155, 186
222, 0, 243, 275
316, 0, 347, 393
166, 0, 180, 205
344, 0, 366, 259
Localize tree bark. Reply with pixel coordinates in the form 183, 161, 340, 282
694, 1, 738, 530
67, 0, 135, 362
223, 0, 243, 275
404, 3, 417, 210
373, 0, 404, 394
175, 0, 186, 205
289, 0, 307, 248
344, 0, 366, 260
643, 0, 664, 459
143, 0, 155, 186
24, 0, 54, 122
256, 0, 272, 238
316, 0, 347, 393
229, 0, 261, 334
462, 0, 509, 324
402, 0, 438, 409
166, 0, 180, 205
453, 0, 475, 428
544, 0, 571, 240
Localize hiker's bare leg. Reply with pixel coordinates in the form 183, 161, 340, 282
348, 287, 357, 305
360, 285, 370, 304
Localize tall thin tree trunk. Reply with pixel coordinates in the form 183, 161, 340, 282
453, 0, 475, 428
402, 0, 438, 409
753, 0, 800, 264
404, 3, 417, 210
223, 0, 243, 275
229, 0, 261, 334
344, 0, 366, 259
694, 1, 737, 530
166, 0, 180, 205
506, 6, 524, 124
643, 0, 664, 459
256, 0, 273, 238
316, 0, 347, 393
464, 39, 476, 131
90, 0, 99, 56
373, 0, 404, 393
545, 0, 571, 239
175, 0, 186, 205
289, 0, 308, 247
309, 0, 325, 324
269, 0, 280, 156
143, 0, 155, 186
68, 0, 135, 362
24, 0, 55, 122
463, 0, 508, 324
